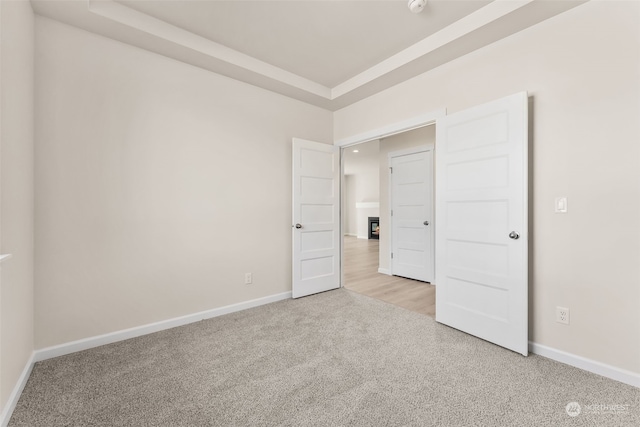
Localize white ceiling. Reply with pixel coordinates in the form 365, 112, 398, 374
31, 0, 586, 110
116, 0, 492, 88
343, 139, 380, 176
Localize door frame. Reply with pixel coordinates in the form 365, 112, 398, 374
387, 144, 435, 281
337, 109, 446, 287
334, 100, 529, 356
335, 109, 446, 149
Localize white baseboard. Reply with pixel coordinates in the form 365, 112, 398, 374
0, 352, 35, 427
34, 291, 291, 362
378, 268, 391, 275
344, 233, 357, 237
529, 341, 640, 388
1, 291, 290, 425
4, 294, 636, 427
357, 235, 368, 239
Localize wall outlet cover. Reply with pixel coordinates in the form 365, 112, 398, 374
556, 306, 570, 324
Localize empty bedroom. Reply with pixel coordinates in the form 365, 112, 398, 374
0, 0, 638, 425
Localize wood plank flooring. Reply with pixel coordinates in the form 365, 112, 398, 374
343, 236, 436, 317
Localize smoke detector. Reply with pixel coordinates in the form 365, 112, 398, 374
408, 0, 427, 14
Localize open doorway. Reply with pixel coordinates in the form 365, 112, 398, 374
342, 126, 436, 317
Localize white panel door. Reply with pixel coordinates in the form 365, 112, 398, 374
435, 92, 528, 356
292, 138, 340, 298
390, 150, 434, 282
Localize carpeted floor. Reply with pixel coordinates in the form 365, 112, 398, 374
9, 289, 640, 426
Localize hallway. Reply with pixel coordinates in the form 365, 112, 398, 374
343, 236, 435, 317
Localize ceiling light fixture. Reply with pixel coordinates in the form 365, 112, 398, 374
353, 149, 359, 153
408, 0, 427, 14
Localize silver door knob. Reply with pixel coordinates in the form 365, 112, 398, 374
509, 231, 520, 240
295, 223, 302, 229
423, 221, 429, 226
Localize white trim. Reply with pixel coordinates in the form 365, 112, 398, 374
343, 233, 357, 237
335, 109, 445, 148
0, 352, 35, 427
387, 144, 434, 159
378, 268, 391, 275
331, 0, 535, 99
85, 1, 534, 104
87, 0, 330, 99
357, 235, 368, 240
1, 304, 636, 427
529, 341, 640, 388
0, 254, 12, 264
355, 202, 379, 209
34, 291, 291, 362
2, 292, 291, 425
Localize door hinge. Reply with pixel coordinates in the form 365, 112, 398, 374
389, 167, 393, 174
391, 209, 393, 216
391, 252, 394, 259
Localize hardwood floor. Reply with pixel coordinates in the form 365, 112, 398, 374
343, 236, 436, 317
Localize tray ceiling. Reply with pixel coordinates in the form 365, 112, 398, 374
31, 0, 586, 110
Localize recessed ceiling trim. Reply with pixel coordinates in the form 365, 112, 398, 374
87, 0, 535, 103
87, 0, 332, 99
331, 0, 535, 99
33, 0, 581, 110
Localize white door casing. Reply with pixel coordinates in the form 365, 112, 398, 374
389, 147, 434, 282
435, 92, 528, 356
292, 138, 341, 298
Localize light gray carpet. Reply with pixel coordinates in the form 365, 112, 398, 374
9, 289, 640, 426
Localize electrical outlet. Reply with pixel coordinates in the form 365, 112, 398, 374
556, 306, 570, 325
244, 273, 253, 285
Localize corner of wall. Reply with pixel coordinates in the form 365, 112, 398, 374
0, 0, 36, 419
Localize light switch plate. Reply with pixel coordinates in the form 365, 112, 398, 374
555, 197, 568, 213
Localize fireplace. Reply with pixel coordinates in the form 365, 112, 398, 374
368, 217, 379, 240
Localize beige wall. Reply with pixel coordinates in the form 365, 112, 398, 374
335, 1, 640, 374
343, 175, 357, 236
1, 0, 635, 406
378, 126, 435, 272
343, 140, 380, 238
0, 0, 35, 411
34, 17, 332, 349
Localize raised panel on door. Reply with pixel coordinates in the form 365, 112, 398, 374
435, 92, 528, 356
292, 138, 340, 298
390, 149, 434, 283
